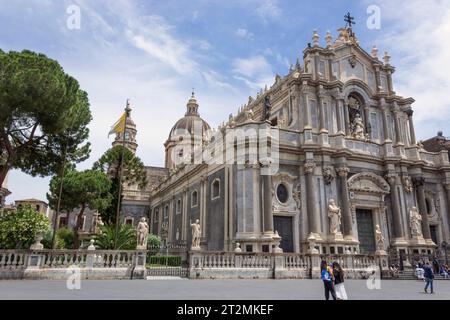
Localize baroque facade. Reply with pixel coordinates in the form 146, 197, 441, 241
117, 25, 450, 256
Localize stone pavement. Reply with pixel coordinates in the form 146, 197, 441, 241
0, 279, 448, 300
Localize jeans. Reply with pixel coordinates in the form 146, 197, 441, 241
323, 280, 337, 300
424, 278, 434, 293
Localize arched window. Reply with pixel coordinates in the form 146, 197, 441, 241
212, 179, 220, 200
191, 190, 198, 208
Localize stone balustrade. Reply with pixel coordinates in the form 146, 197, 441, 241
0, 249, 146, 280
0, 250, 28, 270
189, 251, 382, 280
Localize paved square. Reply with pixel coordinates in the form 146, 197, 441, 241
0, 279, 449, 300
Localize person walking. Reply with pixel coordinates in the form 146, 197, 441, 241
333, 262, 348, 300
423, 261, 435, 294
321, 260, 336, 300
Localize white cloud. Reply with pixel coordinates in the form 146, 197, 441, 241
255, 0, 281, 21
371, 0, 450, 139
236, 28, 253, 39
232, 55, 274, 90
3, 1, 249, 203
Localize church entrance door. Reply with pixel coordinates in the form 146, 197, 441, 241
356, 209, 376, 254
274, 216, 294, 253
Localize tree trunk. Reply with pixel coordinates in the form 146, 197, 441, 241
73, 203, 86, 249
0, 165, 9, 189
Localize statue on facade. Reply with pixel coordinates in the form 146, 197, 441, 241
403, 176, 413, 193
322, 166, 336, 185
410, 207, 423, 238
190, 219, 201, 250
278, 112, 288, 129
328, 199, 342, 235
375, 224, 385, 251
244, 108, 254, 122
136, 217, 149, 249
351, 113, 366, 140
263, 95, 271, 121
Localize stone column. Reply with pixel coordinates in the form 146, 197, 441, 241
393, 111, 402, 145
305, 162, 320, 238
335, 97, 344, 134
381, 107, 390, 142
413, 177, 432, 241
261, 160, 274, 235
374, 66, 382, 94
386, 173, 405, 239
337, 167, 354, 240
318, 93, 327, 133
344, 102, 350, 136
363, 106, 371, 136
445, 184, 450, 239
406, 109, 416, 146
303, 86, 312, 129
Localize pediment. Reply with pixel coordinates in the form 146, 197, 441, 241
347, 172, 390, 195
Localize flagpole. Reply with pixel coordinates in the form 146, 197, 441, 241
113, 100, 130, 249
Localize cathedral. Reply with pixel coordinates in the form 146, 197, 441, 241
115, 25, 450, 257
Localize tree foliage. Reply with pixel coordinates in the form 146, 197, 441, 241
93, 145, 148, 224
47, 169, 112, 248
93, 145, 148, 189
0, 50, 92, 187
93, 223, 137, 250
0, 205, 50, 249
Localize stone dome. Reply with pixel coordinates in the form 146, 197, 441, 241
168, 92, 211, 139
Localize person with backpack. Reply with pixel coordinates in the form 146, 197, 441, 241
423, 261, 435, 294
321, 260, 336, 300
333, 262, 348, 300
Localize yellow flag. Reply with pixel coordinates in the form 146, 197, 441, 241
108, 112, 126, 136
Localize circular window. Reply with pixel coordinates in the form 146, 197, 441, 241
276, 184, 289, 203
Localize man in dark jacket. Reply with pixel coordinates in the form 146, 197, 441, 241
423, 262, 435, 294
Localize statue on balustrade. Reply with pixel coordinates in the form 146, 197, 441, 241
375, 224, 385, 251
410, 207, 423, 238
328, 199, 342, 236
190, 219, 202, 250
137, 217, 149, 249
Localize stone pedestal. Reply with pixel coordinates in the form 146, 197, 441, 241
132, 251, 147, 279
86, 239, 96, 269
375, 251, 389, 270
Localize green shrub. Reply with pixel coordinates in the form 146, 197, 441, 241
147, 234, 161, 247
93, 223, 136, 250
149, 256, 182, 266
0, 205, 50, 249
56, 227, 74, 249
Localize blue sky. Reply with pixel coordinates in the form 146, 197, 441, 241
2, 0, 450, 203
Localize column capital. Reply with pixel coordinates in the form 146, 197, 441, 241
259, 157, 273, 168
405, 109, 414, 118
385, 173, 398, 185
304, 161, 316, 174
412, 176, 425, 187
336, 167, 350, 178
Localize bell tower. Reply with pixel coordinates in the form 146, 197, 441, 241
112, 100, 138, 154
